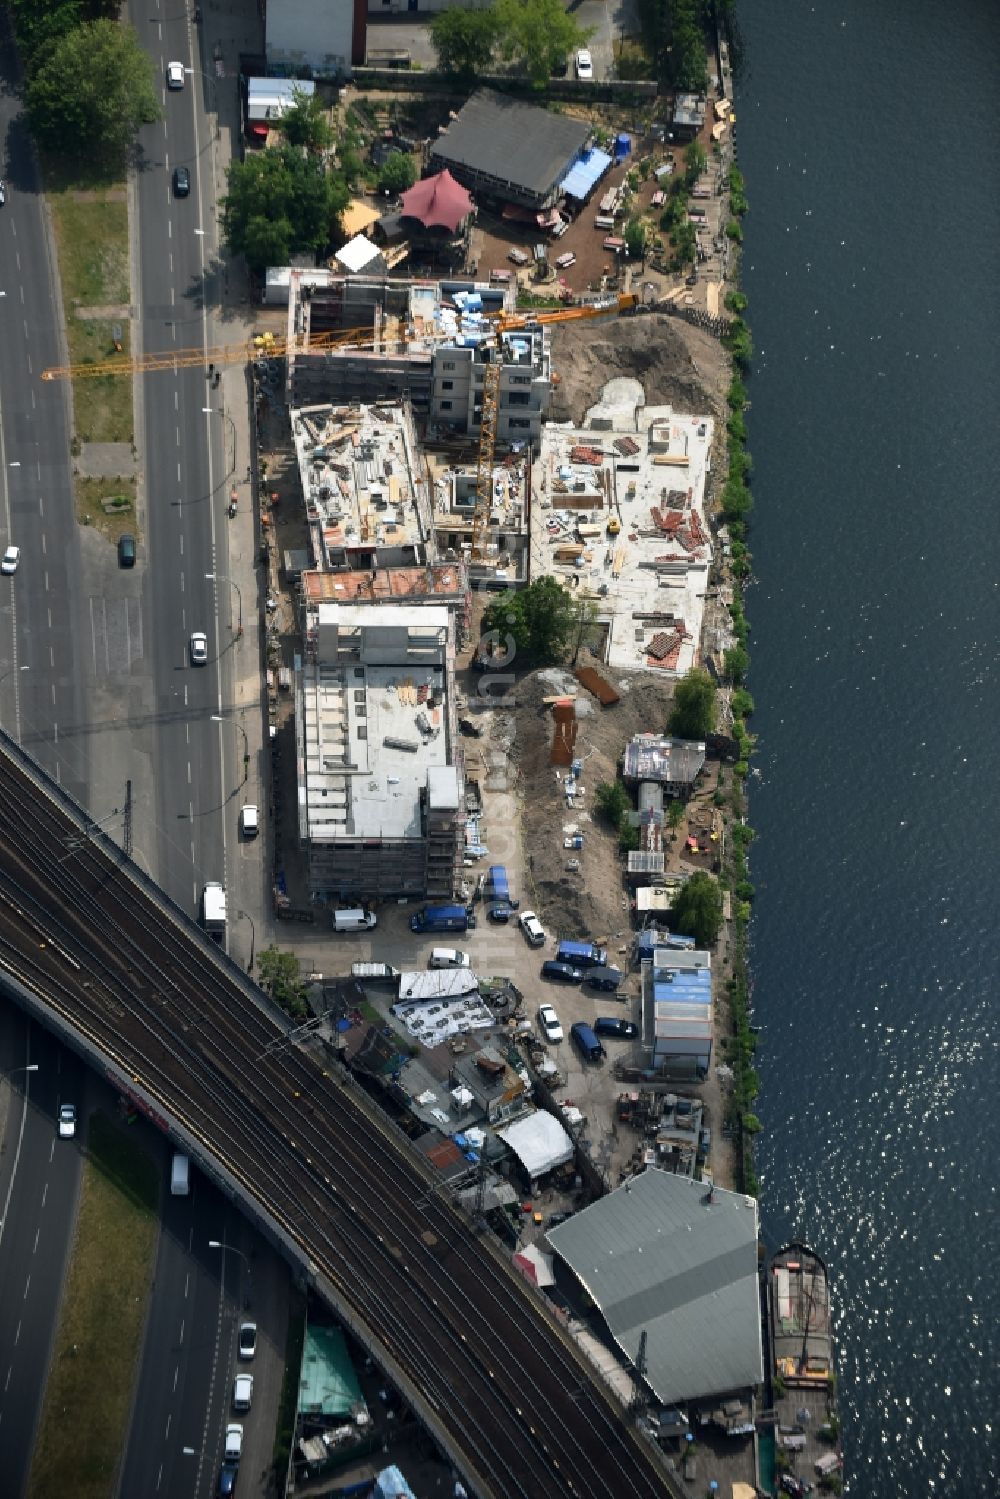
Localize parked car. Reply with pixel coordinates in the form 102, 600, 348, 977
593, 1017, 639, 1040
537, 1004, 564, 1043
1, 545, 20, 574
217, 1462, 238, 1497
428, 948, 471, 969
167, 60, 186, 89
239, 804, 259, 839
541, 960, 583, 984
189, 631, 208, 665
117, 533, 136, 568
57, 1103, 76, 1139
518, 911, 545, 948
586, 967, 623, 993
238, 1321, 257, 1360
487, 904, 513, 924
575, 49, 593, 80
233, 1373, 253, 1411
173, 166, 191, 198
224, 1424, 243, 1460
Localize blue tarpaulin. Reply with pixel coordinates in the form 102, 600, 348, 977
560, 147, 613, 202
615, 133, 632, 161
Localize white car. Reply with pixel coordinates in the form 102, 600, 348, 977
239, 804, 259, 839
538, 1004, 563, 1043
189, 631, 208, 665
58, 1103, 77, 1138
1, 545, 20, 574
238, 1320, 257, 1359
518, 911, 545, 948
167, 61, 185, 90
224, 1423, 243, 1461
233, 1373, 253, 1411
575, 49, 593, 80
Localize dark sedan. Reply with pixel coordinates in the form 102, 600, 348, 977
586, 967, 623, 992
593, 1017, 639, 1040
541, 960, 584, 984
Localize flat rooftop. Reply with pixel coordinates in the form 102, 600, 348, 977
534, 387, 714, 675
292, 402, 428, 565
302, 562, 466, 605
300, 652, 455, 844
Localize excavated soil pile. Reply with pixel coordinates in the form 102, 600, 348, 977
548, 313, 729, 427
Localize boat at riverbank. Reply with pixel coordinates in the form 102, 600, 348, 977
761, 1243, 842, 1495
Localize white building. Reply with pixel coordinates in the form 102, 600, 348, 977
296, 605, 463, 900
266, 0, 365, 78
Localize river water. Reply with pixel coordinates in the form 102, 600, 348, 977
734, 1, 1000, 1491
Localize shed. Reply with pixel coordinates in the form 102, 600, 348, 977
429, 91, 591, 209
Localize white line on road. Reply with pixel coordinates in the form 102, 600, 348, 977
184, 685, 188, 707
179, 1317, 185, 1346
47, 608, 52, 629
173, 1364, 179, 1391
174, 387, 178, 409
176, 425, 180, 446
8, 460, 19, 468
13, 1321, 20, 1346
169, 253, 174, 275
44, 570, 49, 591
49, 647, 54, 667
21, 319, 26, 337
179, 532, 184, 555
14, 252, 19, 270
41, 532, 46, 555
19, 286, 23, 304
30, 390, 35, 410
180, 571, 184, 591
41, 1182, 47, 1208
4, 1367, 10, 1392
23, 1274, 29, 1299
156, 1465, 162, 1491
165, 1412, 171, 1439
187, 762, 192, 784
33, 1227, 39, 1254
48, 1139, 54, 1162
50, 683, 56, 705
168, 220, 172, 240
185, 1271, 190, 1298
170, 287, 175, 306
177, 461, 181, 482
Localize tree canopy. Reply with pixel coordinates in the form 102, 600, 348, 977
26, 18, 159, 164
257, 945, 308, 1019
430, 7, 502, 75
280, 88, 334, 152
497, 0, 591, 86
670, 871, 723, 947
481, 577, 580, 667
377, 152, 417, 196
669, 667, 717, 740
222, 145, 348, 273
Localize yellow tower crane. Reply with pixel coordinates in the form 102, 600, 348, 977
41, 291, 640, 563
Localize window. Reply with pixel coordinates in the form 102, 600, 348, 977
509, 374, 531, 386
441, 380, 454, 390
442, 360, 456, 370
508, 417, 531, 430
507, 392, 531, 407
439, 400, 453, 411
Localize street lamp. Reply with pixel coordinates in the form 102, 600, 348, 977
0, 664, 29, 687
202, 406, 237, 479
2, 1063, 39, 1081
237, 909, 256, 974
208, 1237, 252, 1293
205, 572, 242, 638
211, 714, 249, 789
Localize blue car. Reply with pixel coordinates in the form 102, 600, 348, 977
488, 904, 513, 923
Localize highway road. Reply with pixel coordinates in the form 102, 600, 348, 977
119, 1151, 287, 1499
0, 1019, 86, 1499
0, 733, 681, 1499
0, 15, 89, 802
128, 0, 248, 926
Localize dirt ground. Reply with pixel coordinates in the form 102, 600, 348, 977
492, 653, 678, 940
548, 310, 730, 425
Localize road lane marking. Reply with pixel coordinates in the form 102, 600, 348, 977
179, 1317, 185, 1346
50, 683, 55, 705
184, 1271, 190, 1297
44, 570, 49, 591
4, 1367, 10, 1391
47, 608, 51, 628
187, 762, 192, 784
177, 462, 181, 482
173, 1364, 179, 1391
23, 1274, 29, 1299
33, 1227, 39, 1253
165, 1413, 171, 1439
13, 1320, 20, 1346
30, 390, 35, 409
13, 252, 18, 269
156, 1464, 162, 1491
180, 570, 185, 592
38, 496, 42, 516
49, 647, 54, 667
176, 425, 180, 446
41, 532, 46, 555
168, 220, 172, 240
8, 460, 19, 468
41, 1182, 47, 1208
179, 532, 184, 555
19, 286, 23, 304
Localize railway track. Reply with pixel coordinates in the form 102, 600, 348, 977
0, 736, 678, 1498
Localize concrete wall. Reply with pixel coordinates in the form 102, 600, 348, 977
266, 0, 362, 76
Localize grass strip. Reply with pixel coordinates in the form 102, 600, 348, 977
74, 475, 138, 543
46, 179, 134, 447
27, 1112, 159, 1499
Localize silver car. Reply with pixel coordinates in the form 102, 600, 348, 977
189, 632, 208, 666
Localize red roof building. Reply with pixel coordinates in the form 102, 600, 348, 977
399, 170, 474, 233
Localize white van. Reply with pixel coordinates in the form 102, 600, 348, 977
429, 947, 471, 969
332, 908, 377, 932
170, 1151, 190, 1196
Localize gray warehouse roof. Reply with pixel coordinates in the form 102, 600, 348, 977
429, 91, 591, 200
547, 1168, 763, 1405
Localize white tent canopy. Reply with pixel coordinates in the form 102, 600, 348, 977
498, 1111, 573, 1178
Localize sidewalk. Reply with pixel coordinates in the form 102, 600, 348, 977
195, 1, 272, 974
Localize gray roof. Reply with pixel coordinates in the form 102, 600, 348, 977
547, 1169, 763, 1404
622, 735, 706, 785
429, 91, 590, 200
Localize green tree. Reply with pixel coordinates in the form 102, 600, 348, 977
624, 218, 648, 262
670, 870, 723, 947
222, 145, 348, 273
595, 780, 631, 831
430, 6, 501, 75
377, 152, 417, 196
496, 0, 591, 87
667, 798, 687, 831
257, 946, 308, 1018
26, 19, 159, 164
481, 577, 578, 665
280, 88, 333, 152
724, 644, 749, 684
669, 667, 716, 740
684, 139, 707, 186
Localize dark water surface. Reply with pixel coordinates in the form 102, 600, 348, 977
735, 1, 1000, 1491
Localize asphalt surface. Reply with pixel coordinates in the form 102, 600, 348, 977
0, 16, 89, 803
128, 0, 235, 923
0, 736, 682, 1499
0, 1019, 86, 1499
119, 1150, 286, 1499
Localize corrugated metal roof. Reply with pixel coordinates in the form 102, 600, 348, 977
429, 91, 590, 201
298, 1324, 365, 1418
547, 1169, 763, 1404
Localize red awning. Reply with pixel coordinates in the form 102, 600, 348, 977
399, 169, 473, 233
